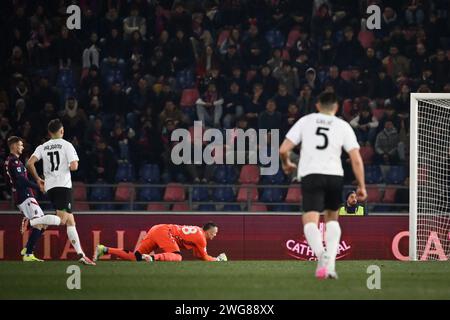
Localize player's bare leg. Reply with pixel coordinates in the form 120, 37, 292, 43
302, 212, 329, 279
324, 210, 341, 279
57, 210, 95, 265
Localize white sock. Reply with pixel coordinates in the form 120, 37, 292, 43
67, 226, 84, 255
325, 221, 341, 272
303, 222, 325, 258
30, 215, 61, 227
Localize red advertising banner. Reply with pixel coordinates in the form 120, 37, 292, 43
0, 213, 419, 261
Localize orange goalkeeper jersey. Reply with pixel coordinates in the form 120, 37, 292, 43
168, 224, 216, 261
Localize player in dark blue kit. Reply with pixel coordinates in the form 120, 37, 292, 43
5, 136, 61, 261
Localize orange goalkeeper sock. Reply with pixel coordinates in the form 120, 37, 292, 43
153, 252, 182, 262
108, 247, 137, 261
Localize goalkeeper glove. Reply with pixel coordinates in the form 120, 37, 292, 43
216, 253, 228, 261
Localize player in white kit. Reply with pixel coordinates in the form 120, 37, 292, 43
27, 119, 95, 265
279, 92, 367, 279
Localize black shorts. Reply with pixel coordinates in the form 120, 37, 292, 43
47, 187, 73, 213
301, 174, 344, 212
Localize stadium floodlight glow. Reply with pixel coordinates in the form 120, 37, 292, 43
410, 93, 450, 261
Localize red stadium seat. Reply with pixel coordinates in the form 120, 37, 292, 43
0, 201, 12, 210
383, 187, 397, 203
249, 203, 268, 212
164, 183, 186, 202
366, 186, 382, 203
358, 30, 374, 49
286, 29, 301, 48
188, 125, 206, 145
237, 185, 259, 202
147, 203, 169, 211
359, 146, 375, 164
172, 202, 190, 211
74, 202, 90, 211
342, 99, 353, 121
239, 165, 260, 184
217, 30, 230, 47
285, 185, 302, 203
180, 88, 200, 107
115, 183, 135, 202
73, 182, 87, 201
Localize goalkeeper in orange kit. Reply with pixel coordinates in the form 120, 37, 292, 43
93, 222, 227, 262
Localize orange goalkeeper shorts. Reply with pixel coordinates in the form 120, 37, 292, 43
136, 224, 180, 254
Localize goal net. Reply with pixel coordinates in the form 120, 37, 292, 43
410, 93, 450, 261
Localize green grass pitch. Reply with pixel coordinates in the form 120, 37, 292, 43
0, 261, 449, 299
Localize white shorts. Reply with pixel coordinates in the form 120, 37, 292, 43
17, 197, 44, 220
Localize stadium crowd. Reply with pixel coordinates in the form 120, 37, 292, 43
0, 0, 449, 209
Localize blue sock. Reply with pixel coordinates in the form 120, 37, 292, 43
26, 228, 43, 255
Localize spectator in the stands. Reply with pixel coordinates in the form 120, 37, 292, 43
123, 6, 146, 40
196, 44, 221, 79
369, 68, 396, 101
392, 83, 412, 118
360, 47, 381, 79
272, 60, 299, 95
88, 138, 117, 183
159, 99, 184, 130
221, 44, 243, 76
168, 28, 194, 72
245, 83, 267, 129
55, 26, 77, 69
103, 81, 129, 130
297, 84, 315, 117
272, 83, 296, 114
334, 26, 364, 70
375, 120, 401, 165
196, 82, 224, 128
410, 43, 429, 78
242, 24, 269, 70
323, 65, 348, 98
347, 66, 369, 98
350, 107, 379, 146
292, 50, 311, 78
250, 65, 278, 97
82, 32, 100, 69
59, 97, 88, 140
282, 102, 301, 135
378, 104, 401, 132
223, 81, 246, 129
382, 45, 410, 79
84, 117, 107, 151
259, 99, 282, 130
431, 49, 450, 89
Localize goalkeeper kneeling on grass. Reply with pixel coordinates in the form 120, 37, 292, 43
94, 222, 227, 262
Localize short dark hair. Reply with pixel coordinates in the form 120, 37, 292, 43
203, 222, 217, 231
48, 119, 63, 134
7, 136, 22, 149
318, 92, 338, 109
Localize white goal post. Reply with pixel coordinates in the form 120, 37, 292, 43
410, 93, 450, 261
